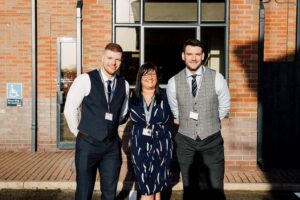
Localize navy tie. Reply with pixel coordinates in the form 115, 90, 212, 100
107, 80, 112, 101
191, 75, 197, 97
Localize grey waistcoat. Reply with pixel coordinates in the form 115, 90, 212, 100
175, 67, 220, 140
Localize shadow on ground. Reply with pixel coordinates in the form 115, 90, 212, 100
1, 189, 300, 200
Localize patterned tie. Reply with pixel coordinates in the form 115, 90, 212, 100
107, 80, 112, 101
191, 75, 197, 97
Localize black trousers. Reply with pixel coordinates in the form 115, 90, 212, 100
75, 133, 121, 200
175, 132, 225, 200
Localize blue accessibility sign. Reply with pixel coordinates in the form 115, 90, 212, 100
7, 83, 23, 106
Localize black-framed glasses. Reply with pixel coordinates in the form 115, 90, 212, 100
142, 73, 157, 78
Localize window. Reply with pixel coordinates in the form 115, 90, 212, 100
114, 0, 228, 85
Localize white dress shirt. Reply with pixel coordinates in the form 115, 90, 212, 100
64, 68, 130, 136
166, 66, 230, 120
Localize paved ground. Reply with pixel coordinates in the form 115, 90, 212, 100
1, 151, 300, 193
0, 189, 300, 200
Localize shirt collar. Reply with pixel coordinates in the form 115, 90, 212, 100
99, 68, 115, 83
185, 65, 205, 78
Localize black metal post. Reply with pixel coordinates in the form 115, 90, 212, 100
31, 0, 37, 152
297, 0, 300, 63
257, 0, 266, 171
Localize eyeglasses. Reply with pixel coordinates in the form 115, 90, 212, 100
142, 73, 157, 78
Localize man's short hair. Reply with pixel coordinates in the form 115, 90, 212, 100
182, 38, 205, 53
105, 43, 123, 53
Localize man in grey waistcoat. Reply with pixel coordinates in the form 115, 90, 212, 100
167, 38, 230, 200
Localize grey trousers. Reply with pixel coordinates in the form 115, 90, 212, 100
175, 132, 225, 200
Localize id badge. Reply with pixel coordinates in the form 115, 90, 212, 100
105, 112, 113, 121
142, 128, 152, 136
189, 111, 199, 120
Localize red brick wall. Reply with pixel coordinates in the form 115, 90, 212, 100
0, 0, 113, 151
227, 0, 260, 170
0, 0, 77, 151
264, 0, 297, 61
226, 0, 297, 170
36, 0, 76, 151
0, 0, 298, 171
0, 1, 32, 151
82, 0, 113, 72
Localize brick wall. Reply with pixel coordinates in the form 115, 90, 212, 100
227, 0, 260, 170
82, 0, 113, 72
264, 0, 297, 61
0, 1, 32, 151
35, 0, 77, 151
0, 0, 298, 171
226, 0, 297, 170
0, 0, 112, 151
0, 0, 77, 151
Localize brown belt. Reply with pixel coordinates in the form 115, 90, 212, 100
79, 131, 88, 136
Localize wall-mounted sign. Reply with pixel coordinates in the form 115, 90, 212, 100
6, 83, 23, 106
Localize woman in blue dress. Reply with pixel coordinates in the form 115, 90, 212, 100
129, 63, 173, 200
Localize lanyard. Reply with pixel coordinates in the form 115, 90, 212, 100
143, 96, 155, 127
98, 69, 115, 101
98, 69, 115, 112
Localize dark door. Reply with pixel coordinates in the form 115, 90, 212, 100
261, 62, 300, 168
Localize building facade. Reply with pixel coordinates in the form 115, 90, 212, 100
0, 0, 298, 171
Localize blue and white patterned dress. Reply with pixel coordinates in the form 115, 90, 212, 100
129, 89, 173, 195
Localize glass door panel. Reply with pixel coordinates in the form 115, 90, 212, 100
57, 37, 76, 148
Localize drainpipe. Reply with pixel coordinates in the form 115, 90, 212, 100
31, 0, 37, 152
257, 0, 265, 171
76, 0, 82, 75
297, 0, 300, 63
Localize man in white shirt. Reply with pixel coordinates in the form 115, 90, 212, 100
167, 38, 230, 200
64, 43, 129, 200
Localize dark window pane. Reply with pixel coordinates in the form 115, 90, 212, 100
144, 28, 196, 84
201, 27, 226, 76
116, 27, 140, 85
146, 0, 195, 1
120, 52, 140, 85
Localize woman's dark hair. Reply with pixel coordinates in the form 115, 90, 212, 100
132, 62, 162, 104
